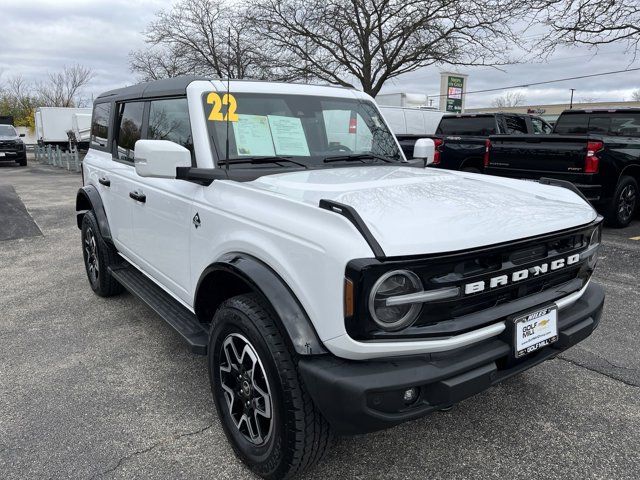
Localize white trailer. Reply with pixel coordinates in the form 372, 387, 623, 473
378, 106, 444, 136
34, 107, 93, 146
375, 92, 434, 108
71, 113, 92, 144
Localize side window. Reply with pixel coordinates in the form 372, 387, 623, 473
531, 117, 552, 135
503, 115, 527, 134
91, 102, 111, 148
116, 102, 145, 162
148, 98, 194, 153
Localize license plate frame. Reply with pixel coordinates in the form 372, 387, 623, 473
513, 305, 558, 358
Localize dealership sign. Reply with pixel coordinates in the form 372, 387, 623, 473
439, 72, 468, 113
446, 76, 464, 112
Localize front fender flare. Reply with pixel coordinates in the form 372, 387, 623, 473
76, 185, 112, 242
196, 253, 327, 356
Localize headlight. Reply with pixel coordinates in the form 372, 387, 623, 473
589, 225, 601, 246
368, 270, 422, 331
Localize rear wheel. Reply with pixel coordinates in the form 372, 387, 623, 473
606, 176, 638, 228
81, 211, 123, 296
462, 166, 481, 174
209, 293, 332, 479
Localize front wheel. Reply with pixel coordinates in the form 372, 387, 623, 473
209, 294, 331, 479
605, 176, 638, 228
81, 211, 123, 296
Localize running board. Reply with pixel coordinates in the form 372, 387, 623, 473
109, 264, 208, 355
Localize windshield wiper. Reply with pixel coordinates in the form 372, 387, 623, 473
218, 156, 308, 168
323, 153, 395, 164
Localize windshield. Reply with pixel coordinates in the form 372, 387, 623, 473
0, 125, 17, 137
203, 92, 402, 167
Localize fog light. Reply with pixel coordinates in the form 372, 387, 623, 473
403, 387, 419, 405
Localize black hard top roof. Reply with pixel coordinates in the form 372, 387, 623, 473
95, 75, 210, 103
95, 75, 355, 104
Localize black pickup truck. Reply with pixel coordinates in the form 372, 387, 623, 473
396, 113, 552, 172
486, 108, 640, 227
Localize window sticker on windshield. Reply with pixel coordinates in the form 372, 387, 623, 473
267, 115, 310, 156
232, 115, 276, 156
206, 92, 239, 122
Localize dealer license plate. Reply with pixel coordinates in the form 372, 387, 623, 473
513, 306, 558, 358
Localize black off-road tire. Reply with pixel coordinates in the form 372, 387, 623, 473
81, 210, 123, 297
462, 166, 481, 174
605, 176, 638, 228
18, 155, 27, 167
209, 293, 332, 480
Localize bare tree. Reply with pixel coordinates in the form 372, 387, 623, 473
247, 0, 530, 96
492, 91, 527, 108
534, 1, 640, 57
0, 74, 40, 128
37, 65, 94, 107
632, 90, 640, 102
130, 0, 278, 80
130, 45, 196, 81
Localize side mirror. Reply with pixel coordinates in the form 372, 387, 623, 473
134, 140, 191, 179
19, 133, 25, 137
412, 138, 435, 165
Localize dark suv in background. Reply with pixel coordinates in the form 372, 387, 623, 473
0, 124, 27, 166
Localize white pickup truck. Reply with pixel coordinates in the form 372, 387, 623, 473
76, 76, 604, 480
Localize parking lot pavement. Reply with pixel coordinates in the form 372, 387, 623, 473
1, 163, 639, 480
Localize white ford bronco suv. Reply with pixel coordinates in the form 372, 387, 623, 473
77, 76, 605, 479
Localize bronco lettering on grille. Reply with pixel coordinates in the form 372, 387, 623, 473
463, 253, 581, 295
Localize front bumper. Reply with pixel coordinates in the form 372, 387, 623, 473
300, 282, 604, 435
0, 150, 26, 162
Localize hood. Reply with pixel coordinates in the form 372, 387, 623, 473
0, 135, 19, 141
247, 166, 597, 257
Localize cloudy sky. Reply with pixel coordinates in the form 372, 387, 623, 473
1, 0, 638, 108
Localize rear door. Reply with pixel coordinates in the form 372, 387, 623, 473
127, 97, 198, 304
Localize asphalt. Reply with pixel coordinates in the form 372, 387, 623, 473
1, 161, 639, 480
0, 183, 42, 241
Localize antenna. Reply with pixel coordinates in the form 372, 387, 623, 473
224, 26, 231, 170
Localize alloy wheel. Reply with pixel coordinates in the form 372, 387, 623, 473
219, 333, 273, 445
618, 184, 637, 223
84, 227, 99, 284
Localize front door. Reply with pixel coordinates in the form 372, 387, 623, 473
126, 97, 198, 305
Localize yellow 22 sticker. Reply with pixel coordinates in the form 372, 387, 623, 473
206, 92, 239, 122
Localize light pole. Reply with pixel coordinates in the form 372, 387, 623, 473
569, 89, 575, 109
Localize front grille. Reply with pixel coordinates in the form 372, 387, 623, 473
0, 141, 18, 152
346, 221, 599, 341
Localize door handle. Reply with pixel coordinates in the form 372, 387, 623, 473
98, 177, 111, 187
129, 190, 146, 203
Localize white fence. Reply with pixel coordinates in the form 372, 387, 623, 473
33, 145, 82, 173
